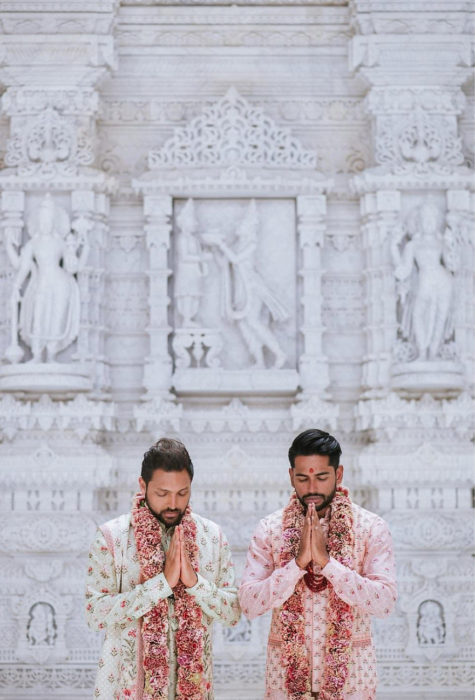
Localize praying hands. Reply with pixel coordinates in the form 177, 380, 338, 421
295, 504, 330, 571
164, 525, 198, 588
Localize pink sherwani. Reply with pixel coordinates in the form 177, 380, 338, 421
239, 502, 397, 700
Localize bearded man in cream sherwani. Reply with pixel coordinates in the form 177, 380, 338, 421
86, 438, 240, 700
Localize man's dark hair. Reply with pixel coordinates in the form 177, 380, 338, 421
288, 429, 342, 469
141, 437, 194, 484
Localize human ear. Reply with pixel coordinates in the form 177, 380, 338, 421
336, 465, 344, 484
138, 476, 146, 494
288, 467, 295, 488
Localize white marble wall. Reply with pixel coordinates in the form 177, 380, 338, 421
0, 1, 473, 698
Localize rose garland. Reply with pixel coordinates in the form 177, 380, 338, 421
131, 493, 204, 700
280, 487, 355, 700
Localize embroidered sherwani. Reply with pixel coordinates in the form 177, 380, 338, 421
239, 502, 397, 700
86, 512, 240, 699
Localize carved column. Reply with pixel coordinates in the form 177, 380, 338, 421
358, 189, 400, 396
355, 394, 475, 693
350, 2, 475, 696
142, 194, 174, 398
0, 87, 115, 395
0, 7, 119, 694
350, 3, 474, 397
296, 195, 330, 397
0, 190, 25, 360
0, 1, 117, 395
71, 189, 110, 393
446, 189, 474, 391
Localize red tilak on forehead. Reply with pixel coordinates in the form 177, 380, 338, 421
309, 468, 314, 473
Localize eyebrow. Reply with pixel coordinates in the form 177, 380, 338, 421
294, 470, 330, 477
153, 487, 189, 493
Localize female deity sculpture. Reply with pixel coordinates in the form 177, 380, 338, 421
174, 199, 208, 327
391, 199, 458, 362
203, 200, 288, 369
5, 193, 89, 364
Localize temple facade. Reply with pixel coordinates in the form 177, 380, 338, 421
0, 1, 473, 698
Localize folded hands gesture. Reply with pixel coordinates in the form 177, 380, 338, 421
295, 504, 330, 571
164, 525, 198, 589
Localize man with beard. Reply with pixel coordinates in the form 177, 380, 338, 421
86, 438, 240, 699
239, 429, 397, 700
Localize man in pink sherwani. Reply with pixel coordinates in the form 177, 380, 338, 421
239, 429, 397, 700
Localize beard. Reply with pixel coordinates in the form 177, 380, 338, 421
144, 490, 187, 527
297, 482, 337, 514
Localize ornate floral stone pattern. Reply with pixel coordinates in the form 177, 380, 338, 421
0, 1, 473, 699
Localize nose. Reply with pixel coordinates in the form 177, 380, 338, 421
168, 494, 177, 510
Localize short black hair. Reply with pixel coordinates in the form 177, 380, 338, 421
288, 429, 341, 469
141, 437, 194, 484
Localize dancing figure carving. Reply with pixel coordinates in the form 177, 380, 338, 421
203, 200, 288, 369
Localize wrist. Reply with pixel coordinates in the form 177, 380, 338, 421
317, 554, 330, 569
295, 556, 307, 570
185, 572, 198, 588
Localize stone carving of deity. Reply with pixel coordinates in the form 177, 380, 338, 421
174, 199, 209, 327
391, 199, 459, 362
202, 200, 288, 369
5, 193, 89, 364
417, 600, 446, 646
26, 602, 57, 647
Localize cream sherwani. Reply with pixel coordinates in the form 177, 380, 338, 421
239, 502, 397, 700
86, 512, 240, 700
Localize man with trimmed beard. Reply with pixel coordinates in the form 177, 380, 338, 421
86, 438, 240, 699
239, 429, 397, 700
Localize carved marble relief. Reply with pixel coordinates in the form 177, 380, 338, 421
0, 1, 473, 699
417, 600, 446, 647
391, 198, 459, 363
26, 602, 57, 648
5, 105, 94, 177
172, 198, 294, 372
5, 194, 88, 364
375, 106, 465, 174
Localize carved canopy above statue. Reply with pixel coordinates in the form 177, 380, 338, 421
134, 87, 331, 197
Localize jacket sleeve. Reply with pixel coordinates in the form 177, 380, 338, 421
321, 515, 397, 618
185, 527, 240, 627
85, 526, 173, 631
238, 518, 305, 620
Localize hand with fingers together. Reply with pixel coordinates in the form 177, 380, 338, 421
311, 509, 330, 570
164, 525, 198, 589
295, 504, 330, 572
163, 526, 182, 588
179, 525, 198, 588
295, 504, 313, 570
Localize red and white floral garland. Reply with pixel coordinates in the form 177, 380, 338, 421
131, 493, 205, 700
280, 487, 355, 700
